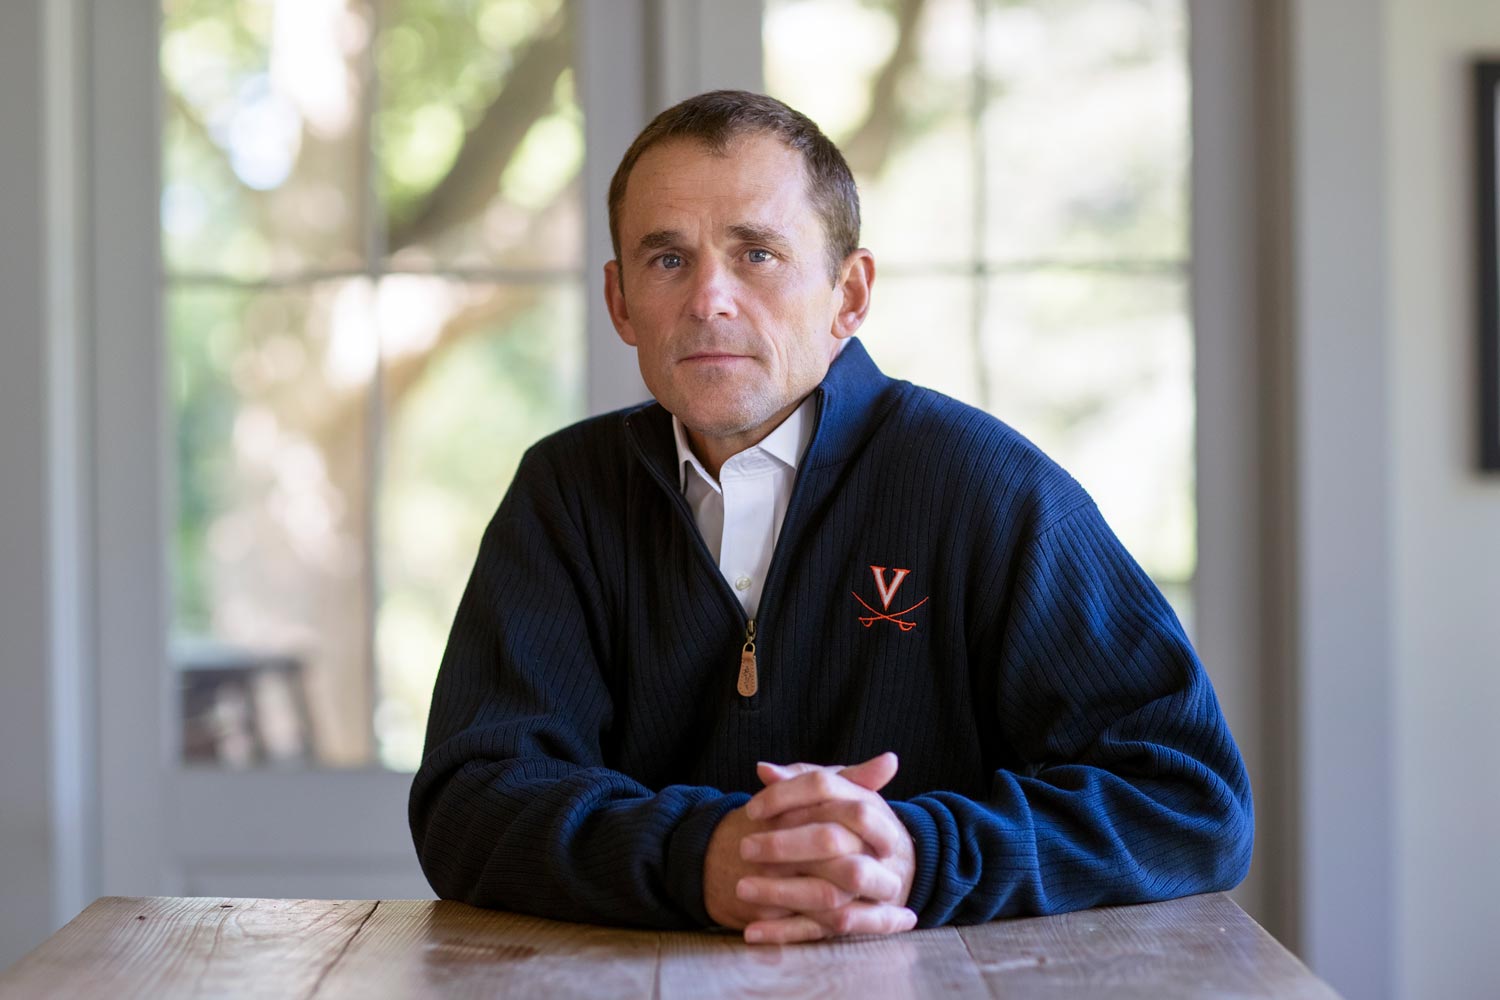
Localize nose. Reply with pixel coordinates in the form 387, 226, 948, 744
685, 258, 738, 322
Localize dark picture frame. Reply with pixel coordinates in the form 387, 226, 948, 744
1478, 61, 1500, 470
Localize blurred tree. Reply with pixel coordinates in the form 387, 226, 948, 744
166, 0, 576, 764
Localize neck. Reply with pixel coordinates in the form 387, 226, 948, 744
687, 396, 804, 481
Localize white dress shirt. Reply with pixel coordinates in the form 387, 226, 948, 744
673, 396, 815, 618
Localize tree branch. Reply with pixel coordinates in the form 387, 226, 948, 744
839, 0, 930, 178
385, 11, 572, 253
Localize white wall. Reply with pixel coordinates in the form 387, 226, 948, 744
1386, 3, 1500, 998
0, 0, 61, 970
1284, 2, 1397, 996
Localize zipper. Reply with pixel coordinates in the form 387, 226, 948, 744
623, 414, 754, 700
737, 619, 758, 696
624, 419, 748, 623
624, 390, 827, 702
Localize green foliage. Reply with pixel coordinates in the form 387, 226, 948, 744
376, 0, 566, 234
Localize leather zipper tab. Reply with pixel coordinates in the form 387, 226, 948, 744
737, 619, 758, 697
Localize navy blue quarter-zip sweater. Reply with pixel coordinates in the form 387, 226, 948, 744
409, 339, 1254, 929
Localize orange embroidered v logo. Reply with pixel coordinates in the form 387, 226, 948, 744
853, 565, 928, 632
869, 566, 911, 610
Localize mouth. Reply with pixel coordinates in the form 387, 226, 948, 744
679, 352, 752, 364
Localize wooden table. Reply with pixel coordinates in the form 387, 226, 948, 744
0, 892, 1340, 998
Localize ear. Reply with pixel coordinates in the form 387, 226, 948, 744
830, 249, 875, 339
603, 260, 637, 346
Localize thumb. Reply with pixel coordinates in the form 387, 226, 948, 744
756, 760, 822, 785
838, 751, 899, 792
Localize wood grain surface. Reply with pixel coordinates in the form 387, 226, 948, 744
0, 893, 1342, 999
658, 924, 992, 999
958, 892, 1342, 1000
0, 896, 377, 999
316, 901, 658, 1000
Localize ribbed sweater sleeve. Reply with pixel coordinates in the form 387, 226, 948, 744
407, 446, 744, 929
890, 502, 1255, 926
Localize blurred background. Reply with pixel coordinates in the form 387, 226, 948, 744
2, 2, 1496, 999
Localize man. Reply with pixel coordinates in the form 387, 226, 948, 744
409, 90, 1253, 945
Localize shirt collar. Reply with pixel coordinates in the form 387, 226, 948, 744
673, 393, 815, 491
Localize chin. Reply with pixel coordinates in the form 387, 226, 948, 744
677, 409, 757, 438
674, 396, 776, 438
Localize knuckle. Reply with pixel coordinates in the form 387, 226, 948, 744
826, 856, 859, 889
848, 859, 880, 896
822, 854, 854, 883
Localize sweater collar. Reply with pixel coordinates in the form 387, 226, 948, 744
623, 337, 897, 484
800, 336, 897, 471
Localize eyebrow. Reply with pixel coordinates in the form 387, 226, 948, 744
727, 223, 793, 254
632, 230, 683, 260
630, 223, 796, 261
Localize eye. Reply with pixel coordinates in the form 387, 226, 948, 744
746, 248, 773, 264
655, 253, 683, 270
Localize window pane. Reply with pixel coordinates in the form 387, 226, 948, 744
982, 0, 1188, 262
374, 279, 585, 772
981, 272, 1194, 599
765, 0, 979, 267
165, 0, 590, 771
161, 0, 370, 279
766, 0, 1194, 630
378, 0, 582, 272
170, 280, 377, 768
858, 275, 978, 403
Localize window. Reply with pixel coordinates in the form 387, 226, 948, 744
765, 0, 1194, 619
163, 0, 584, 771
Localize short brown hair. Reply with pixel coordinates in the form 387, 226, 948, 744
607, 90, 861, 284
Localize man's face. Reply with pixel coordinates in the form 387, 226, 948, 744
605, 133, 853, 444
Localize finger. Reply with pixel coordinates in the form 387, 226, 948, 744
767, 798, 905, 859
737, 875, 855, 912
837, 752, 899, 793
746, 902, 917, 943
746, 768, 864, 822
741, 822, 864, 863
743, 904, 796, 923
805, 854, 904, 903
744, 914, 828, 944
756, 760, 827, 786
806, 902, 919, 938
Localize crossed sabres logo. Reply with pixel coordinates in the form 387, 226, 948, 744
852, 565, 929, 632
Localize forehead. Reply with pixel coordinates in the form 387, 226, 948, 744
618, 133, 817, 241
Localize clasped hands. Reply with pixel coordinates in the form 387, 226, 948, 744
703, 751, 917, 944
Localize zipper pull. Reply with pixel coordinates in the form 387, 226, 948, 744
737, 619, 758, 697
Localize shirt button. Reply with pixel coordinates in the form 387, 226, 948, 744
734, 575, 752, 591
